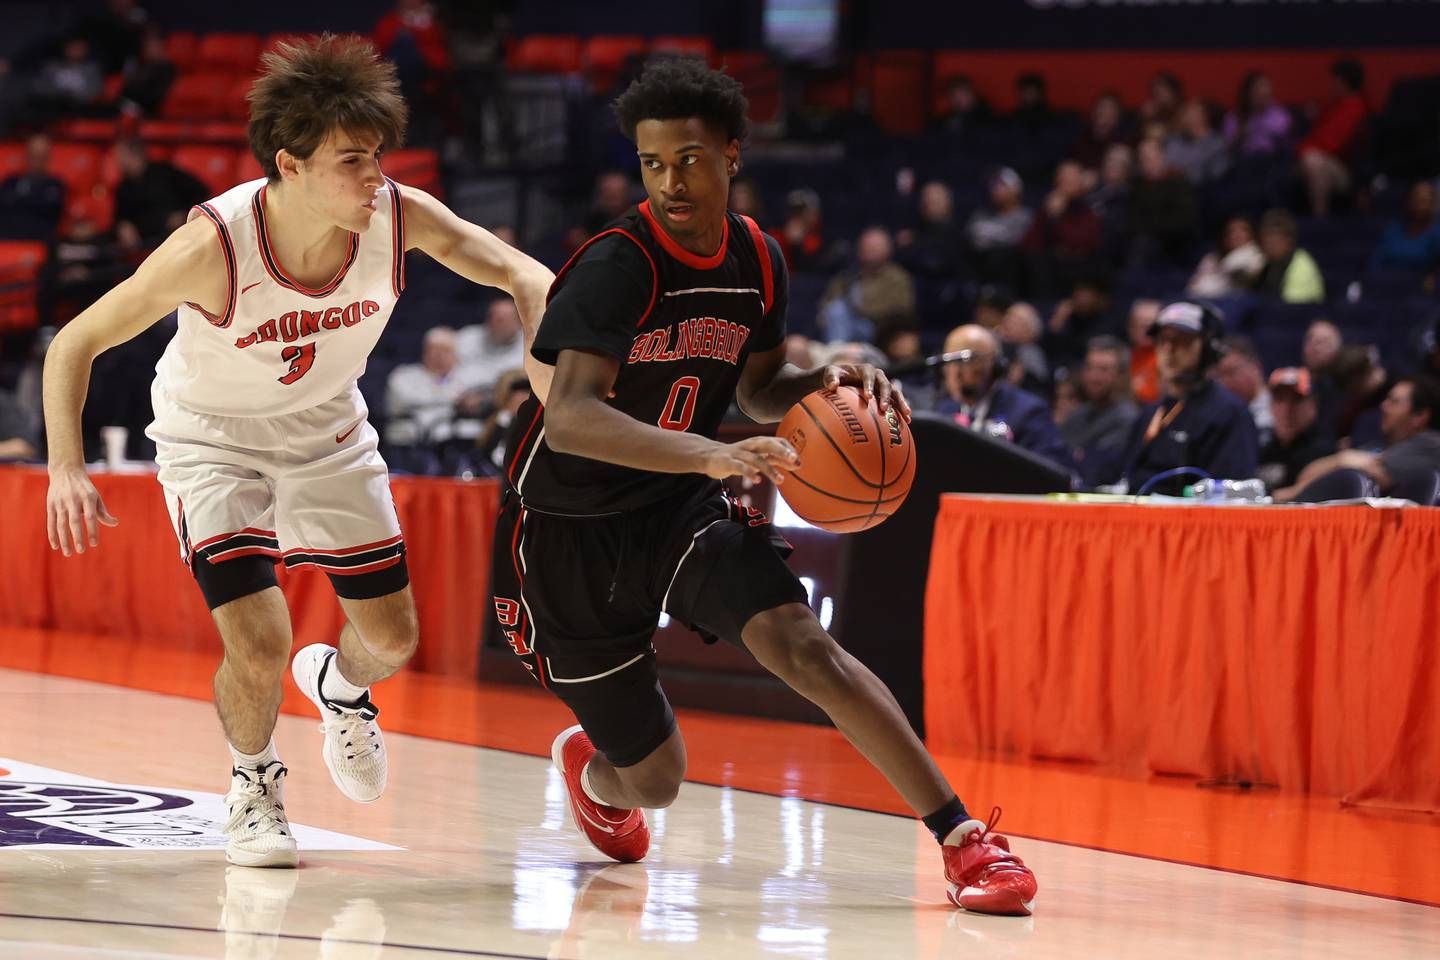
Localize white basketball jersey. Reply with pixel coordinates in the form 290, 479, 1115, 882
154, 177, 408, 418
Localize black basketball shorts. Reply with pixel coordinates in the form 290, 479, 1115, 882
490, 484, 809, 767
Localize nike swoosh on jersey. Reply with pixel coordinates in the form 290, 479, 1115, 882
335, 422, 361, 443
240, 281, 262, 295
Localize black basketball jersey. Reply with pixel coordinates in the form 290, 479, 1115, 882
503, 201, 788, 515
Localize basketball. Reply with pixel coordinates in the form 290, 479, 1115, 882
775, 386, 916, 533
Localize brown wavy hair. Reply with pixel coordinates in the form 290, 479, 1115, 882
246, 34, 407, 182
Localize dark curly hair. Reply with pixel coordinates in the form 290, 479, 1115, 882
612, 58, 749, 144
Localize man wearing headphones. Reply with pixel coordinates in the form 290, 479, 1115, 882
1117, 300, 1259, 494
936, 324, 1074, 472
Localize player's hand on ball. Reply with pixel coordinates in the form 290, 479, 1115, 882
703, 437, 800, 484
46, 466, 118, 556
821, 363, 912, 422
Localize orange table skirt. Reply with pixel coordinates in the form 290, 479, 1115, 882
0, 466, 500, 679
923, 496, 1440, 812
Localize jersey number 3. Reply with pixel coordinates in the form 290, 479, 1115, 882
659, 376, 700, 431
279, 344, 316, 385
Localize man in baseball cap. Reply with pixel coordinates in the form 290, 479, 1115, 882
1116, 300, 1259, 494
1257, 367, 1336, 492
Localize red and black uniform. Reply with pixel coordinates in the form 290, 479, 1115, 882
491, 201, 808, 766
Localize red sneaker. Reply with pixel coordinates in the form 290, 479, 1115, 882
941, 807, 1037, 916
550, 725, 650, 863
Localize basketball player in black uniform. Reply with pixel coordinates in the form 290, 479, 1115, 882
493, 59, 1037, 915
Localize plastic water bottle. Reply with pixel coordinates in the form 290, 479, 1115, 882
1191, 478, 1268, 503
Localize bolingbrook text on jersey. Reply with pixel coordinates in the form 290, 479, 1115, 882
232, 300, 382, 348
627, 317, 751, 365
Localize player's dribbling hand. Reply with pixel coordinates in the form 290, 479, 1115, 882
703, 437, 800, 484
46, 466, 118, 556
821, 363, 913, 422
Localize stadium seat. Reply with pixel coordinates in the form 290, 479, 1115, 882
136, 120, 191, 144
1292, 468, 1377, 503
0, 240, 48, 333
870, 51, 930, 135
100, 141, 171, 189
163, 73, 237, 120
225, 76, 254, 121
1389, 469, 1440, 506
172, 145, 240, 196
508, 35, 582, 74
61, 184, 116, 235
197, 33, 262, 73
383, 148, 442, 197
583, 35, 647, 92
652, 36, 715, 64
0, 142, 27, 180
234, 149, 264, 183
47, 143, 103, 196
162, 31, 199, 72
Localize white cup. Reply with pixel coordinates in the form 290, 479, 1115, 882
100, 426, 128, 470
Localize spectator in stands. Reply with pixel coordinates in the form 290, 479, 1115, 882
31, 36, 105, 119
374, 0, 452, 144
578, 169, 637, 239
47, 195, 120, 323
113, 137, 208, 250
1370, 179, 1440, 272
771, 187, 829, 272
1332, 342, 1389, 444
1052, 376, 1081, 428
895, 180, 965, 280
965, 167, 1032, 289
474, 368, 532, 475
784, 333, 816, 370
1118, 301, 1258, 493
1089, 142, 1134, 261
0, 132, 65, 241
1046, 270, 1120, 373
1023, 159, 1103, 296
818, 225, 915, 343
1214, 335, 1274, 444
1187, 215, 1264, 297
116, 25, 175, 118
876, 322, 922, 368
1303, 317, 1344, 431
728, 177, 765, 222
931, 73, 991, 139
998, 300, 1049, 395
1140, 71, 1185, 138
455, 298, 526, 395
1299, 59, 1370, 218
1253, 208, 1324, 303
1165, 99, 1229, 185
1127, 137, 1199, 268
385, 326, 486, 446
1011, 72, 1058, 132
1071, 91, 1128, 171
1061, 335, 1139, 488
935, 323, 1074, 472
1275, 377, 1440, 501
76, 0, 149, 74
1256, 367, 1335, 493
0, 383, 38, 460
1128, 298, 1162, 404
1223, 71, 1292, 158
487, 223, 517, 247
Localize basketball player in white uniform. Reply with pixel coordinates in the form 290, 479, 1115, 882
42, 35, 554, 867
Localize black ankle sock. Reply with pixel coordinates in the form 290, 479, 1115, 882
921, 795, 971, 845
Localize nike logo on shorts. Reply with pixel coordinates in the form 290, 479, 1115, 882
336, 422, 361, 443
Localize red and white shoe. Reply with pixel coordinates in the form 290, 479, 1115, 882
942, 807, 1038, 916
550, 725, 650, 863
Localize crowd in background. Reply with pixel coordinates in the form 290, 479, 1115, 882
1, 1, 1438, 499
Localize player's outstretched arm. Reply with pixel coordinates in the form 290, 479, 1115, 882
545, 347, 799, 484
736, 344, 912, 424
397, 184, 556, 404
43, 217, 225, 556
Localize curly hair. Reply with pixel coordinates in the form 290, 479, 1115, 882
247, 34, 408, 181
612, 57, 749, 144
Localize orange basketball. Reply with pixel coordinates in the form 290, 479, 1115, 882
775, 386, 916, 533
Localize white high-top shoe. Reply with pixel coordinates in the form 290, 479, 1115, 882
291, 644, 387, 803
223, 761, 298, 868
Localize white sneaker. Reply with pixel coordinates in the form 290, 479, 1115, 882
223, 762, 298, 868
291, 643, 387, 803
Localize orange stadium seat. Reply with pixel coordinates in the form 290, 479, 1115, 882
583, 35, 647, 91
172, 145, 240, 196
51, 118, 121, 141
194, 121, 249, 144
0, 142, 26, 180
383, 148, 441, 197
100, 141, 171, 188
163, 73, 236, 120
136, 120, 190, 143
162, 31, 199, 71
46, 143, 103, 195
870, 51, 930, 134
508, 35, 582, 74
261, 33, 305, 59
0, 241, 47, 333
61, 184, 116, 235
234, 149, 264, 183
651, 36, 715, 64
196, 33, 261, 73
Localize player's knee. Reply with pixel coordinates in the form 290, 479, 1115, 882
627, 772, 683, 809
365, 614, 419, 665
220, 633, 291, 685
747, 606, 844, 683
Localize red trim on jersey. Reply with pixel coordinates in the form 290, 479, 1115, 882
279, 534, 405, 558
190, 203, 236, 328
639, 199, 728, 270
252, 185, 359, 297
739, 214, 774, 315
189, 526, 279, 552
506, 403, 545, 485
386, 177, 406, 297
548, 227, 659, 328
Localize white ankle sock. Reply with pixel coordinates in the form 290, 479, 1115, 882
229, 740, 278, 770
321, 653, 369, 704
579, 761, 611, 807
